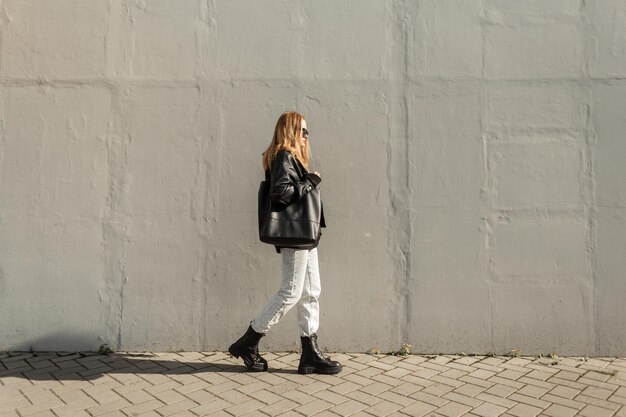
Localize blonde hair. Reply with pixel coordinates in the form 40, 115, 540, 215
262, 111, 309, 171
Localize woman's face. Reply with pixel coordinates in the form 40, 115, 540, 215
300, 119, 308, 147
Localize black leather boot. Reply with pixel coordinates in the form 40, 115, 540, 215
228, 325, 268, 372
298, 333, 342, 375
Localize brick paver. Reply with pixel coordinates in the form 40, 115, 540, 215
0, 352, 625, 416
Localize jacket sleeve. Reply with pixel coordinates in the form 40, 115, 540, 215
270, 152, 320, 206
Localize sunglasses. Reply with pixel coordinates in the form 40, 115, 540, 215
302, 127, 309, 138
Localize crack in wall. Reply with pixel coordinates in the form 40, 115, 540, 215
102, 86, 130, 351
580, 0, 600, 357
388, 0, 417, 348
191, 82, 214, 350
479, 0, 496, 354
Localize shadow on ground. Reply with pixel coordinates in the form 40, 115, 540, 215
0, 351, 304, 381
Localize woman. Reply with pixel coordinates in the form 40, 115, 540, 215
228, 111, 342, 375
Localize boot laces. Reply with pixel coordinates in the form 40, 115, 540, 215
311, 335, 329, 360
249, 344, 262, 360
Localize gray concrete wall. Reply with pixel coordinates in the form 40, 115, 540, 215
0, 0, 624, 356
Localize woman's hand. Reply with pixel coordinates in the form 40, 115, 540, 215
305, 172, 322, 187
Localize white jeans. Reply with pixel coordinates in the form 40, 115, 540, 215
251, 248, 321, 337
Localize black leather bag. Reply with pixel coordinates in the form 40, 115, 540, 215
258, 180, 322, 248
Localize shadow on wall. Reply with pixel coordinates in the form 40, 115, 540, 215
1, 330, 103, 353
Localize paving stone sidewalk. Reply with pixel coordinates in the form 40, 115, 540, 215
1, 351, 626, 417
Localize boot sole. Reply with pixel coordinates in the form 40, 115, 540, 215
298, 365, 342, 375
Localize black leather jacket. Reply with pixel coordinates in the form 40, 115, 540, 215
268, 150, 326, 253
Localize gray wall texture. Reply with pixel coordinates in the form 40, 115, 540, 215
0, 0, 625, 356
